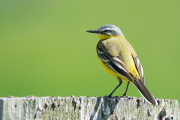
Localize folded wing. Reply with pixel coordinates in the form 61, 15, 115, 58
97, 48, 134, 82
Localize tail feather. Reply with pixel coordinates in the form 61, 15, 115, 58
133, 80, 158, 105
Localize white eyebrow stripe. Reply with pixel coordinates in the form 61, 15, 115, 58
101, 28, 114, 31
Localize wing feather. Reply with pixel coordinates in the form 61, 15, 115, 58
131, 55, 145, 84
97, 48, 134, 82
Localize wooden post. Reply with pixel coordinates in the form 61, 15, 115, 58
0, 96, 179, 120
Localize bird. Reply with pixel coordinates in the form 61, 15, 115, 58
86, 24, 158, 105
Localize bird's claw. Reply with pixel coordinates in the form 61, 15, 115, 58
107, 95, 112, 98
121, 93, 128, 98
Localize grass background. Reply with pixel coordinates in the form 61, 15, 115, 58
0, 1, 180, 103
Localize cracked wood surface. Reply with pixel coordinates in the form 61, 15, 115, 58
0, 96, 179, 120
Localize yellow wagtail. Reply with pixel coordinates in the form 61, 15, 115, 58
87, 24, 157, 105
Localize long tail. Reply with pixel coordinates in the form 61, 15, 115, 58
133, 80, 158, 105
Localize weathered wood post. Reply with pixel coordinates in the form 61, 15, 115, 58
0, 96, 179, 120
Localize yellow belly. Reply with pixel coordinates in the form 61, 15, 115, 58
98, 58, 130, 82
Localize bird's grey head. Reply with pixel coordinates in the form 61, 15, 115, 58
97, 24, 124, 36
86, 24, 124, 37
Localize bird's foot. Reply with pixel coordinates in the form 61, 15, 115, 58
104, 95, 118, 98
107, 95, 112, 98
103, 95, 113, 99
121, 93, 128, 98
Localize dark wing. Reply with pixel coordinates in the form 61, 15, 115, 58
97, 48, 134, 82
131, 55, 145, 84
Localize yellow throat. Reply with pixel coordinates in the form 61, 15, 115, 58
97, 34, 114, 40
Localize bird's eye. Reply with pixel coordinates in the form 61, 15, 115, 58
104, 30, 110, 33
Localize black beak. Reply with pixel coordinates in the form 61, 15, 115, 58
86, 30, 99, 33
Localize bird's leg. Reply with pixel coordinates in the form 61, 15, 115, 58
122, 82, 130, 97
108, 77, 122, 97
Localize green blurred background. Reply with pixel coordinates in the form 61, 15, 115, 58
0, 1, 180, 103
